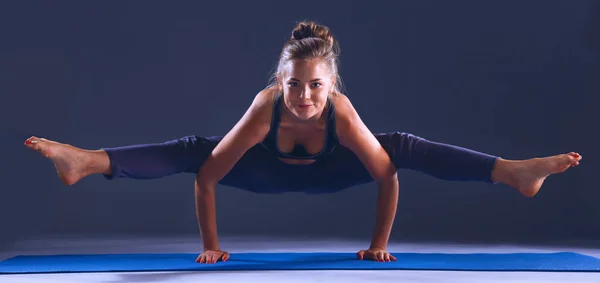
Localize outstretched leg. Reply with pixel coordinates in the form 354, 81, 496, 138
376, 132, 581, 197
23, 135, 220, 185
376, 132, 498, 182
23, 135, 300, 193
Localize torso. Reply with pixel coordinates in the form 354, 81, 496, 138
276, 116, 327, 165
261, 92, 338, 165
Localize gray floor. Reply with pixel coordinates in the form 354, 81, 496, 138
2, 236, 600, 283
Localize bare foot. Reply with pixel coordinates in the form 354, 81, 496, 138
512, 152, 582, 197
24, 136, 91, 185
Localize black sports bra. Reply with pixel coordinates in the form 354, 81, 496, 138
261, 93, 338, 160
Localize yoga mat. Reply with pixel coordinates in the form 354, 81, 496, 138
1, 252, 600, 274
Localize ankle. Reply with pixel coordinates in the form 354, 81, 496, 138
491, 158, 518, 187
83, 149, 112, 176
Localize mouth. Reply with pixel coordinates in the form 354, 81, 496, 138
298, 104, 312, 109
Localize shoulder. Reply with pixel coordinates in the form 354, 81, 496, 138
207, 85, 279, 153
244, 85, 279, 126
253, 84, 280, 107
330, 92, 360, 130
329, 92, 373, 146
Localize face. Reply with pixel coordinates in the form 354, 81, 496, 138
278, 58, 335, 121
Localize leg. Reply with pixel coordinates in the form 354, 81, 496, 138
23, 135, 302, 193
285, 132, 502, 194
99, 136, 315, 194
376, 132, 582, 197
376, 132, 498, 182
24, 135, 220, 185
101, 136, 217, 180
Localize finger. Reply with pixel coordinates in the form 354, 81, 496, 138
199, 254, 206, 264
209, 254, 216, 264
378, 252, 385, 262
371, 251, 378, 262
222, 252, 230, 262
367, 251, 377, 261
357, 250, 364, 260
384, 253, 391, 262
390, 254, 397, 261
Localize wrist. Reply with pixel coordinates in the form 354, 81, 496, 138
203, 240, 220, 251
203, 246, 221, 252
202, 235, 220, 251
369, 242, 387, 250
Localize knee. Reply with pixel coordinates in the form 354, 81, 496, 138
388, 132, 427, 149
377, 131, 427, 169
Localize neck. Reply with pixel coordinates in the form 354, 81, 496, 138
282, 102, 328, 125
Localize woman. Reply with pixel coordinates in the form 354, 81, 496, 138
24, 21, 582, 264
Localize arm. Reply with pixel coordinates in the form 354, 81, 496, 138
195, 88, 274, 252
333, 95, 399, 253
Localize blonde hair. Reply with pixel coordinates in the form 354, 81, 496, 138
269, 21, 343, 95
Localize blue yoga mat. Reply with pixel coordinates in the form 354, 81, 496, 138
1, 252, 600, 274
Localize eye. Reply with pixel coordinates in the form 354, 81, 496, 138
312, 82, 322, 88
287, 82, 298, 87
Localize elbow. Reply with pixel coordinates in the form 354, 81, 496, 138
374, 170, 398, 186
368, 157, 398, 185
195, 173, 217, 193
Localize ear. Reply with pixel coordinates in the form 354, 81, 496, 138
330, 76, 337, 93
274, 78, 283, 93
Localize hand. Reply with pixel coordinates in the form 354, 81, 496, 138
357, 247, 397, 262
195, 249, 230, 264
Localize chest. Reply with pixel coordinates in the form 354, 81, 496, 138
276, 120, 327, 156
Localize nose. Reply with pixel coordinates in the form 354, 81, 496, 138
299, 88, 311, 99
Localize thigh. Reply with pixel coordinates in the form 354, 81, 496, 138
302, 146, 375, 194
291, 133, 400, 193
373, 131, 498, 182
218, 144, 300, 194
102, 135, 222, 179
219, 143, 374, 194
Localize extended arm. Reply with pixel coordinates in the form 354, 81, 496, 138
334, 94, 399, 261
194, 88, 274, 259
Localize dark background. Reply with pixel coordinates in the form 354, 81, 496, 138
1, 0, 598, 249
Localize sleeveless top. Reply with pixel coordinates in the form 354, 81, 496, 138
261, 93, 339, 160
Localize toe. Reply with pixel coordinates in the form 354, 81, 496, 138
565, 153, 580, 163
25, 138, 45, 153
25, 136, 41, 145
562, 153, 581, 169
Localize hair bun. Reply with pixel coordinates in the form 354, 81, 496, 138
291, 21, 335, 47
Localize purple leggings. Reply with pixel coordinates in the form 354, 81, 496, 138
102, 132, 498, 194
